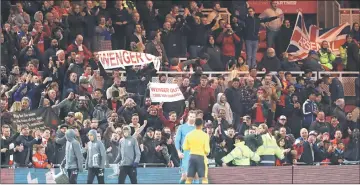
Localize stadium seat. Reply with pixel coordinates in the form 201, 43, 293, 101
344, 105, 356, 113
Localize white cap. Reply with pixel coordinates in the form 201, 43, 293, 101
279, 115, 287, 120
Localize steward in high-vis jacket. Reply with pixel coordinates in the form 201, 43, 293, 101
318, 41, 336, 70
221, 135, 260, 166
256, 124, 284, 166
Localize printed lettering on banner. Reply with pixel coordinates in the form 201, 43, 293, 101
98, 50, 161, 70
149, 83, 185, 102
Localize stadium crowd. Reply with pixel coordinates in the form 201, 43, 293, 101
0, 0, 359, 173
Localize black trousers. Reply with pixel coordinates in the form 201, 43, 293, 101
118, 166, 137, 184
67, 169, 79, 184
87, 168, 105, 184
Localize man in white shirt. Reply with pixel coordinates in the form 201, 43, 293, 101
259, 1, 284, 48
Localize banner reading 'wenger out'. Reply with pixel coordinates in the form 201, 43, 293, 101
286, 12, 350, 61
149, 83, 185, 102
98, 50, 161, 70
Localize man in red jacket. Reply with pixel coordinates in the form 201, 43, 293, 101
194, 75, 215, 120
66, 34, 92, 62
216, 24, 241, 69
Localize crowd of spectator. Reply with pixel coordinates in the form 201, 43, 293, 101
0, 0, 359, 171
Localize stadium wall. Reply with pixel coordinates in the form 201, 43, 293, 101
1, 165, 359, 184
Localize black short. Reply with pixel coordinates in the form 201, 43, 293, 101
187, 154, 206, 178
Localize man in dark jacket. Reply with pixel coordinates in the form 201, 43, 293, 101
236, 7, 279, 68
110, 1, 131, 50
14, 125, 42, 167
186, 13, 218, 59
54, 124, 68, 164
161, 18, 189, 58
139, 0, 161, 39
83, 1, 98, 51
1, 124, 20, 167
257, 48, 281, 72
43, 39, 59, 66
225, 78, 243, 128
323, 75, 344, 105
344, 34, 360, 71
333, 99, 347, 130
275, 20, 293, 60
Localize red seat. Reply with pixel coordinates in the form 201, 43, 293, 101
344, 105, 356, 113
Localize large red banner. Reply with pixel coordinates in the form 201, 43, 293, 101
248, 0, 318, 14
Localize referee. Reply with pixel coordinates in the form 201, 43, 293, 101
182, 118, 210, 184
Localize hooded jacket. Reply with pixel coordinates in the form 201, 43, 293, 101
212, 93, 233, 124
200, 39, 223, 71
63, 129, 84, 171
114, 126, 141, 166
54, 130, 67, 164
85, 130, 106, 169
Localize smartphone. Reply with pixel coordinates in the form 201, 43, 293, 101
48, 77, 53, 81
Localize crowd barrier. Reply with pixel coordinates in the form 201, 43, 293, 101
1, 164, 359, 184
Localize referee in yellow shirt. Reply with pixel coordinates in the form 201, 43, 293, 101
182, 118, 210, 184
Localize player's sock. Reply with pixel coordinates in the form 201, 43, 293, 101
192, 179, 200, 184
179, 179, 186, 184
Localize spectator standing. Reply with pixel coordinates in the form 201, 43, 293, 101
322, 75, 344, 105
186, 13, 218, 59
237, 7, 279, 68
275, 19, 292, 59
110, 0, 131, 50
14, 125, 42, 167
302, 92, 318, 130
333, 99, 347, 130
83, 1, 98, 51
68, 4, 85, 43
342, 35, 360, 71
207, 2, 222, 31
259, 1, 284, 48
1, 124, 21, 167
225, 78, 243, 128
95, 16, 115, 51
140, 0, 161, 39
54, 124, 68, 164
201, 35, 223, 71
216, 24, 241, 69
145, 31, 169, 70
193, 76, 215, 120
114, 126, 141, 184
350, 22, 360, 42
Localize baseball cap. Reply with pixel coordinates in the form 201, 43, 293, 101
146, 127, 154, 132
309, 131, 317, 137
279, 115, 287, 120
67, 112, 75, 117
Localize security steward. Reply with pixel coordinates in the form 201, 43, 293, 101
256, 124, 284, 166
221, 135, 261, 166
